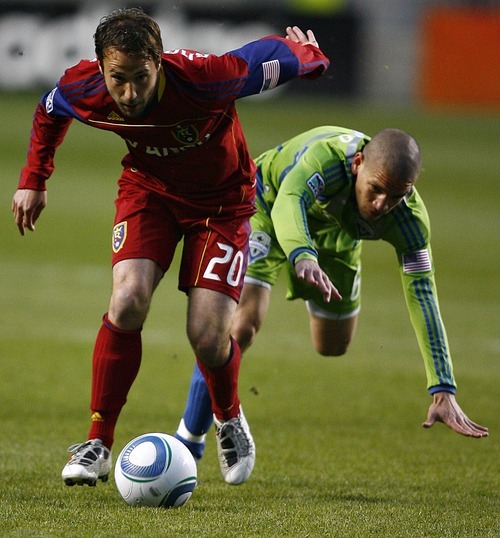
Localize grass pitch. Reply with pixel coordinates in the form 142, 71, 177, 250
0, 92, 498, 537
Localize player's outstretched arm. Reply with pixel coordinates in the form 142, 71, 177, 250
285, 26, 319, 48
295, 259, 342, 303
422, 391, 489, 438
12, 189, 47, 236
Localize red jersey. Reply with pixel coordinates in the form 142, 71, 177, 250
19, 36, 329, 201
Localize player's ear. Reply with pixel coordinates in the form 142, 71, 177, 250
351, 151, 363, 174
98, 60, 103, 74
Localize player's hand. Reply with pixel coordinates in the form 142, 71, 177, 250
422, 392, 489, 438
12, 188, 47, 236
285, 26, 319, 48
295, 259, 342, 303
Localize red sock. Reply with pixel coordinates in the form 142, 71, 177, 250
196, 337, 241, 421
88, 313, 142, 449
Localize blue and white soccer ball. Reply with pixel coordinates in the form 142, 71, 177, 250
115, 432, 197, 508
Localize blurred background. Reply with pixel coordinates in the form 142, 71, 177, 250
0, 0, 498, 109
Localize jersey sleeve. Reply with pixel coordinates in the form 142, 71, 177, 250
169, 36, 329, 102
271, 141, 340, 265
18, 96, 73, 190
401, 264, 456, 393
18, 60, 104, 190
386, 196, 457, 393
228, 36, 329, 97
167, 35, 328, 103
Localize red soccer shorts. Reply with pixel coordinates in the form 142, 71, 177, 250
111, 167, 256, 301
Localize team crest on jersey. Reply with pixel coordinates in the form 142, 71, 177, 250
306, 172, 325, 199
172, 124, 199, 145
112, 221, 127, 253
248, 231, 271, 265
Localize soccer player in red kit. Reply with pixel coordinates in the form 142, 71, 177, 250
12, 8, 329, 486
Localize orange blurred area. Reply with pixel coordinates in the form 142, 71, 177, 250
419, 6, 500, 109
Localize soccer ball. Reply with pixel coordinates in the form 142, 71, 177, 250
115, 432, 197, 508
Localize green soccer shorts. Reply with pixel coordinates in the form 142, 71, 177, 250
246, 207, 362, 319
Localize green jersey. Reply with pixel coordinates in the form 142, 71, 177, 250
248, 126, 455, 393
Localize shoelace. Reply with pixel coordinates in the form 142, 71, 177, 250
67, 440, 95, 455
219, 420, 252, 455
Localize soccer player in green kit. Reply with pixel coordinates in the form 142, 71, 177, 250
174, 126, 488, 474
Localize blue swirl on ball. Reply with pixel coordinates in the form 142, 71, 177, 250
120, 435, 171, 480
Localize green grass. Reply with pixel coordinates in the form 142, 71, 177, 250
0, 92, 498, 537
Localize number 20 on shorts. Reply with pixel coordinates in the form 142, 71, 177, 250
203, 242, 245, 287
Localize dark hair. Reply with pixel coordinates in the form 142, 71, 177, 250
94, 7, 163, 63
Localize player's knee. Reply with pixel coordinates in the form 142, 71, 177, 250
188, 330, 228, 367
314, 338, 351, 357
232, 317, 260, 353
235, 327, 254, 352
109, 285, 151, 329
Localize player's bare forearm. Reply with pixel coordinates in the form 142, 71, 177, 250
422, 392, 489, 438
12, 189, 47, 236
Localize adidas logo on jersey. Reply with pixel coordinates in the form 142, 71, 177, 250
107, 111, 124, 121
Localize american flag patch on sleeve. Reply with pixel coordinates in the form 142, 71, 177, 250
402, 249, 432, 273
260, 60, 280, 92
